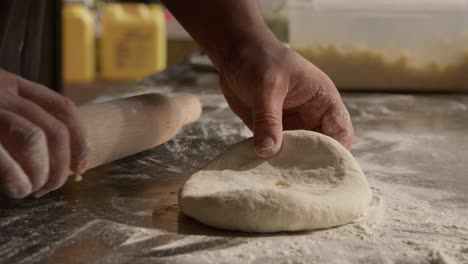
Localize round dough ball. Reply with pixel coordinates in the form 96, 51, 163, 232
178, 130, 372, 232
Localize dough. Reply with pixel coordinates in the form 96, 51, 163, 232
178, 130, 372, 232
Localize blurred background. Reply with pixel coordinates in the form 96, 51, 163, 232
60, 0, 290, 103
59, 0, 468, 103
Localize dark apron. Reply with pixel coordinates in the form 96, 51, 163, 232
0, 0, 62, 92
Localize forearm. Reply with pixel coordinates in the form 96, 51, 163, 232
161, 0, 277, 69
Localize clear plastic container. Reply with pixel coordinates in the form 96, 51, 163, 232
288, 0, 468, 91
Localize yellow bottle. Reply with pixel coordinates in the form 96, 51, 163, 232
100, 3, 167, 82
62, 3, 96, 84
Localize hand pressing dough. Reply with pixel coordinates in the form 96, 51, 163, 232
178, 130, 372, 232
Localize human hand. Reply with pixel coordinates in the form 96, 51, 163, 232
219, 39, 353, 158
0, 69, 88, 198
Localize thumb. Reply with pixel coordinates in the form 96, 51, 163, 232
252, 92, 285, 158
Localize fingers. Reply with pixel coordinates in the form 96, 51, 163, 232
0, 110, 48, 198
219, 76, 254, 130
17, 77, 89, 173
1, 97, 71, 197
321, 103, 354, 149
221, 73, 287, 158
0, 145, 31, 198
0, 70, 84, 198
282, 98, 329, 131
290, 66, 354, 149
252, 107, 283, 158
251, 73, 287, 158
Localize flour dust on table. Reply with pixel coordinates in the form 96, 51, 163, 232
178, 130, 373, 232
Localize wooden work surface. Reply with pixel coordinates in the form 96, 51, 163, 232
1, 57, 467, 263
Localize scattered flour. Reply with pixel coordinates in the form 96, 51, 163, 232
120, 228, 164, 246
82, 101, 466, 264
126, 130, 467, 263
6, 77, 465, 263
141, 180, 467, 264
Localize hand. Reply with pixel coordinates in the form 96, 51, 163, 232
161, 0, 353, 157
219, 39, 354, 158
0, 69, 88, 198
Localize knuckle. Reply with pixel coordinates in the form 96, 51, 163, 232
0, 76, 19, 95
259, 70, 280, 89
254, 111, 281, 127
312, 84, 330, 105
49, 120, 68, 140
57, 97, 77, 116
21, 126, 46, 148
315, 70, 336, 89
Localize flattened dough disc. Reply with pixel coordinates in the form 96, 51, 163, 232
178, 130, 372, 232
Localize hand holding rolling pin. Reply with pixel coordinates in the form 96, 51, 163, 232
0, 69, 89, 198
0, 0, 353, 198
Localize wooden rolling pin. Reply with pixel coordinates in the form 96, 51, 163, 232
78, 93, 202, 170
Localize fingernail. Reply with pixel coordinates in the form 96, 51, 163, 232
74, 140, 90, 173
255, 137, 277, 158
7, 183, 31, 199
33, 189, 48, 198
75, 164, 87, 177
258, 137, 275, 150
75, 155, 88, 174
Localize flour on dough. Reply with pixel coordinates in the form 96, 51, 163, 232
178, 130, 372, 232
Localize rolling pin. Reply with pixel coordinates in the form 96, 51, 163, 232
78, 93, 202, 171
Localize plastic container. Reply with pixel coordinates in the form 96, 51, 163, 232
288, 0, 468, 91
100, 3, 167, 82
62, 3, 96, 84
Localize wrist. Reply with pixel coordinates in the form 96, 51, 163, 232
209, 25, 281, 71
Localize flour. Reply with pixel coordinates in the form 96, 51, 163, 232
147, 179, 467, 264
140, 128, 468, 263
111, 197, 155, 217
429, 250, 458, 264
0, 216, 22, 228
128, 97, 468, 263
3, 61, 468, 264
120, 228, 164, 246
151, 236, 213, 251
